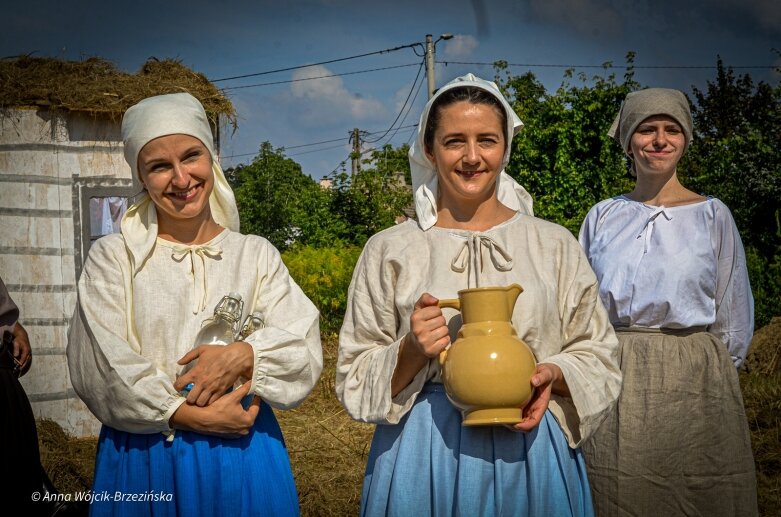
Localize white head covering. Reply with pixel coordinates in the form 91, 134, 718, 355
120, 92, 240, 273
408, 73, 534, 230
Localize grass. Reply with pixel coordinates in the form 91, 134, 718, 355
39, 328, 781, 516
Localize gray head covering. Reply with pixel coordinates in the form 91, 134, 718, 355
608, 88, 693, 155
120, 92, 240, 273
408, 73, 533, 230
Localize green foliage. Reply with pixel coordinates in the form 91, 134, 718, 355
328, 144, 412, 246
681, 58, 781, 256
496, 54, 639, 234
746, 245, 781, 328
282, 245, 362, 336
226, 142, 350, 251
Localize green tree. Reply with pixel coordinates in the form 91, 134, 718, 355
496, 55, 639, 233
227, 142, 348, 250
680, 58, 781, 326
328, 144, 412, 246
682, 58, 781, 254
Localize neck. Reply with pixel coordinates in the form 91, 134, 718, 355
627, 169, 703, 207
436, 195, 515, 231
156, 209, 224, 245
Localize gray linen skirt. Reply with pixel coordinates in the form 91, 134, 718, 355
583, 328, 758, 517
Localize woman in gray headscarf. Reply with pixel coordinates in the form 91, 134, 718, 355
579, 88, 758, 516
337, 73, 621, 516
67, 92, 322, 516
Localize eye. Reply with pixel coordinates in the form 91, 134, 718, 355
443, 138, 464, 148
147, 162, 170, 173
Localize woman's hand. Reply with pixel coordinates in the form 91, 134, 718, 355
12, 322, 32, 377
508, 363, 568, 433
170, 381, 261, 438
391, 293, 450, 396
175, 341, 254, 407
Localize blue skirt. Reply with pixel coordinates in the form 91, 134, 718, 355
362, 384, 594, 517
90, 399, 298, 517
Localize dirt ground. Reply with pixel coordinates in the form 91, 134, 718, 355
39, 323, 781, 515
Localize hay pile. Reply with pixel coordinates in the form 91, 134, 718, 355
0, 55, 235, 127
741, 317, 781, 515
37, 325, 781, 515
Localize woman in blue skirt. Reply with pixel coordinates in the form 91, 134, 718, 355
336, 74, 621, 516
67, 93, 322, 516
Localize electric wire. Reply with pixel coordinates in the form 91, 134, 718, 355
438, 60, 778, 70
221, 63, 421, 91
363, 60, 425, 144
211, 43, 424, 82
380, 75, 425, 147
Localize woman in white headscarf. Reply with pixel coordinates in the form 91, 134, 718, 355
579, 88, 757, 516
67, 93, 322, 516
336, 73, 621, 516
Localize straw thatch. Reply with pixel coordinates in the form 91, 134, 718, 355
0, 55, 235, 128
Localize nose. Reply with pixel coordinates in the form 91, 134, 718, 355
463, 141, 480, 165
653, 129, 668, 147
171, 162, 191, 188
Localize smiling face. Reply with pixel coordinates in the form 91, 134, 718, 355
425, 100, 506, 207
629, 115, 686, 177
137, 134, 214, 229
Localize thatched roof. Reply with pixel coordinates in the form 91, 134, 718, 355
0, 55, 236, 127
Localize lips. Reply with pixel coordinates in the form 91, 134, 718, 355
166, 183, 202, 202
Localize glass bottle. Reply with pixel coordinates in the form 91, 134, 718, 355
239, 311, 265, 340
179, 292, 244, 396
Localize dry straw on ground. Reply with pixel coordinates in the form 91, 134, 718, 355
39, 326, 781, 515
0, 55, 236, 128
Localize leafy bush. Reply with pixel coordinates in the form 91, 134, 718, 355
282, 245, 362, 336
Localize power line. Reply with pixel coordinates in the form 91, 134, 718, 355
211, 43, 424, 82
364, 60, 425, 144
438, 60, 778, 70
381, 74, 425, 147
221, 63, 421, 91
221, 124, 420, 161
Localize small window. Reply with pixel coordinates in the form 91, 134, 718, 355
89, 196, 128, 241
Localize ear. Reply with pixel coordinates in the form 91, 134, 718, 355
424, 146, 436, 168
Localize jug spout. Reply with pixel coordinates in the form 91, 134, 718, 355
505, 283, 523, 316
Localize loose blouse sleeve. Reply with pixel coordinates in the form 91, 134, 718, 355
67, 237, 185, 434
708, 202, 754, 367
539, 235, 622, 447
336, 235, 427, 424
243, 243, 323, 409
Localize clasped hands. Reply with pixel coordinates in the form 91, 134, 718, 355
170, 341, 259, 438
404, 293, 567, 432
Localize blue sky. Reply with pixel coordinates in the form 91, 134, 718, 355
3, 0, 779, 179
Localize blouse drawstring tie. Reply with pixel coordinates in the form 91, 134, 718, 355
637, 206, 672, 254
171, 244, 223, 313
450, 234, 513, 287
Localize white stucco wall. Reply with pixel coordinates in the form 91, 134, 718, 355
0, 107, 133, 438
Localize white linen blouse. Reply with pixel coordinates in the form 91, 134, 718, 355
578, 195, 754, 366
336, 213, 621, 448
67, 229, 322, 435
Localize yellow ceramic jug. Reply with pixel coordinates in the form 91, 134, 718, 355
438, 284, 537, 426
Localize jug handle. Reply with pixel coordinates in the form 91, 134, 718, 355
436, 299, 460, 366
437, 298, 460, 311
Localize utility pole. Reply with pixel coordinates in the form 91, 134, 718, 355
425, 34, 436, 99
424, 33, 453, 99
350, 128, 361, 176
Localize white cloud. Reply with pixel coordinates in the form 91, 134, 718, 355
287, 65, 386, 124
441, 34, 479, 60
